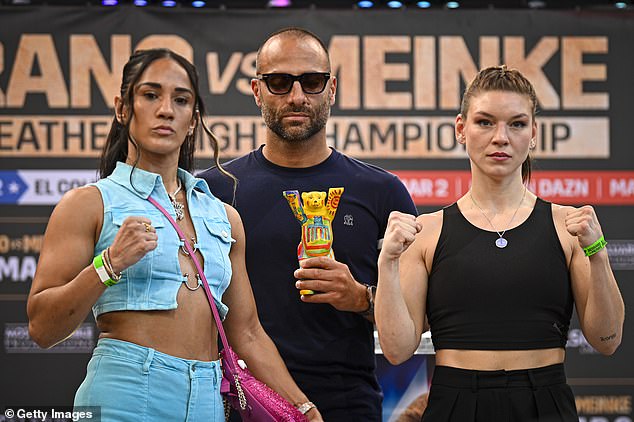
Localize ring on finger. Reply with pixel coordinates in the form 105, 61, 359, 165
143, 222, 152, 232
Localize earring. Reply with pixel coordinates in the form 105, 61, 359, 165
530, 138, 536, 149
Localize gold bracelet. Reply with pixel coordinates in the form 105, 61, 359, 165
103, 247, 122, 281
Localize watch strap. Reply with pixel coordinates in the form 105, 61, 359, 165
358, 283, 376, 317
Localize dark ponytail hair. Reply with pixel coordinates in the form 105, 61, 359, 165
99, 48, 235, 188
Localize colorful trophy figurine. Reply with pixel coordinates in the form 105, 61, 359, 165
283, 187, 344, 295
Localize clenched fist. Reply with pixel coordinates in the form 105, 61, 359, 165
107, 217, 158, 273
564, 205, 604, 249
381, 211, 421, 260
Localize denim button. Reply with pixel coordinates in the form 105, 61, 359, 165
191, 364, 196, 372
221, 230, 228, 238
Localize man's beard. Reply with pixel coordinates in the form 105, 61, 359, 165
261, 101, 330, 143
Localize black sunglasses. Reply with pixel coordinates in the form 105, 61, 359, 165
257, 72, 331, 95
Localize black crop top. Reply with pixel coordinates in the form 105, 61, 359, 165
427, 198, 573, 350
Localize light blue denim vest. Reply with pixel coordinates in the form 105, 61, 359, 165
90, 162, 231, 319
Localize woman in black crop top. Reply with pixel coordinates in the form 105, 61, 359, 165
375, 66, 624, 422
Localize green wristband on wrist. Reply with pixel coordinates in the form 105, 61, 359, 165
583, 235, 607, 257
93, 251, 119, 287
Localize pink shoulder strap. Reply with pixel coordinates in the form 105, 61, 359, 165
147, 197, 233, 357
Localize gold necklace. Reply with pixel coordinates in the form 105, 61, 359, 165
168, 179, 184, 221
469, 187, 526, 249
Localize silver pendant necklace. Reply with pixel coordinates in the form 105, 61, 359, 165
469, 187, 526, 249
168, 179, 184, 221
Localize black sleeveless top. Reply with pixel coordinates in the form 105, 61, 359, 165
427, 198, 573, 350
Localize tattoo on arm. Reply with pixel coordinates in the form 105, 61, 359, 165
600, 333, 617, 342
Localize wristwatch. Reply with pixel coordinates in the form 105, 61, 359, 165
296, 401, 316, 415
358, 283, 376, 317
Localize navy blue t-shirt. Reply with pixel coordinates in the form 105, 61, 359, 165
199, 146, 417, 419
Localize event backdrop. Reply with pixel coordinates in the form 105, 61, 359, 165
0, 6, 632, 421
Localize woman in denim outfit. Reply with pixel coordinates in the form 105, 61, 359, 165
27, 48, 322, 422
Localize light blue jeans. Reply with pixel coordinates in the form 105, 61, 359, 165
74, 338, 224, 422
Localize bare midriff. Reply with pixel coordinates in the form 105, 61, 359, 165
435, 348, 565, 371
97, 285, 217, 362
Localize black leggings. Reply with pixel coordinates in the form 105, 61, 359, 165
421, 363, 578, 422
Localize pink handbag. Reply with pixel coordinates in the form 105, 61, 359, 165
148, 197, 308, 422
220, 346, 309, 421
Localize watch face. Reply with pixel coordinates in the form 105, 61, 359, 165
358, 284, 375, 316
367, 285, 376, 306
367, 285, 377, 303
